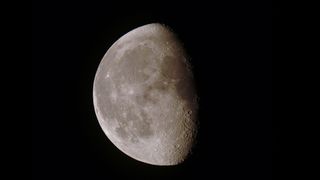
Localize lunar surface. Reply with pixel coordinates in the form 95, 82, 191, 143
93, 23, 198, 166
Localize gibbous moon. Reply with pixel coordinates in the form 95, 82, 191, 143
93, 23, 198, 166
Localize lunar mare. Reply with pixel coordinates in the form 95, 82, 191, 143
93, 23, 198, 166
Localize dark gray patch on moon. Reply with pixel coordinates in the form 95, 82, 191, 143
117, 45, 155, 84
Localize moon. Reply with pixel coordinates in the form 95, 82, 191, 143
93, 23, 198, 166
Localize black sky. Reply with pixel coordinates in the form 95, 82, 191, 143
32, 0, 272, 179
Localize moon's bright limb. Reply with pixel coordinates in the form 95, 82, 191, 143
93, 23, 198, 166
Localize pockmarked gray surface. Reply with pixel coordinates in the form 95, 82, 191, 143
93, 23, 198, 166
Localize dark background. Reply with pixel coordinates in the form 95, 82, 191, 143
32, 0, 272, 179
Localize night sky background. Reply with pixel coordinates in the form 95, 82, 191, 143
32, 0, 272, 179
